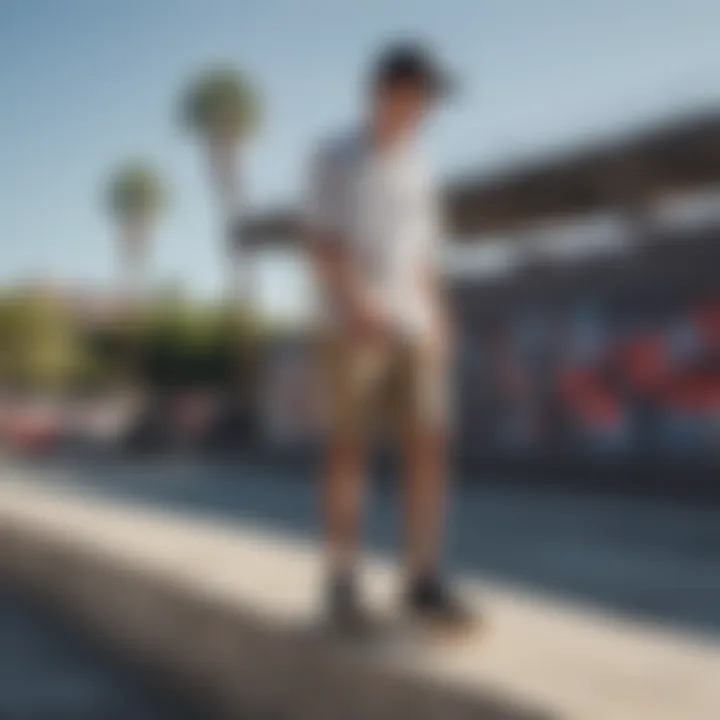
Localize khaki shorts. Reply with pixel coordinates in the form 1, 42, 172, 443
318, 331, 450, 442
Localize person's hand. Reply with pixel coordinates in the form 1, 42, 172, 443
351, 300, 391, 344
428, 312, 455, 364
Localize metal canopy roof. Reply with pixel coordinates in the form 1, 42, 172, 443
241, 109, 720, 247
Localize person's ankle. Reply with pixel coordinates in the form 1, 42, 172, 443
407, 567, 441, 591
328, 563, 356, 585
326, 568, 374, 632
405, 569, 441, 604
327, 567, 358, 603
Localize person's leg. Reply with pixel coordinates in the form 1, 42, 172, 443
398, 342, 449, 583
321, 428, 369, 629
322, 430, 365, 580
398, 342, 473, 628
320, 336, 384, 627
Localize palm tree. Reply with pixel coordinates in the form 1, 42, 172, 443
106, 161, 165, 301
105, 161, 165, 389
180, 64, 262, 304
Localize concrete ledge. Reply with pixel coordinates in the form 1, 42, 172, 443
0, 529, 545, 720
1, 474, 719, 720
0, 482, 549, 720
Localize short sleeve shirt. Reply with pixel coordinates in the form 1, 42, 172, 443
305, 129, 442, 338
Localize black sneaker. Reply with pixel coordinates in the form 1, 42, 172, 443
327, 575, 374, 636
405, 575, 476, 633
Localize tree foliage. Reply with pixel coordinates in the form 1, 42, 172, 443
180, 65, 262, 143
106, 161, 165, 223
0, 289, 82, 391
0, 288, 263, 393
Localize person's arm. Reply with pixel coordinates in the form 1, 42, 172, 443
421, 172, 453, 355
422, 263, 453, 355
308, 231, 384, 332
304, 146, 386, 336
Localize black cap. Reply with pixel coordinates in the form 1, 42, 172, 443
372, 42, 455, 99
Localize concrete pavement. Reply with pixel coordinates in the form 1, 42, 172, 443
1, 463, 719, 719
25, 457, 720, 636
0, 589, 196, 719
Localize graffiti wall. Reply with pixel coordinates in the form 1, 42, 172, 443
454, 234, 720, 461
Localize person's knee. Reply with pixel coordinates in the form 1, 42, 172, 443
406, 426, 445, 457
326, 431, 363, 470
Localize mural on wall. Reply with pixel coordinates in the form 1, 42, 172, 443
457, 294, 720, 458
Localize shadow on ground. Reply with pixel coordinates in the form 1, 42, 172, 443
0, 588, 197, 720
17, 456, 720, 639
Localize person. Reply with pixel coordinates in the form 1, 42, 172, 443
305, 42, 472, 632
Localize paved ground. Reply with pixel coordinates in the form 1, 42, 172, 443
3, 469, 719, 720
0, 588, 197, 720
16, 457, 720, 639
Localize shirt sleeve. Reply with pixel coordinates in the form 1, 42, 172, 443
303, 144, 344, 237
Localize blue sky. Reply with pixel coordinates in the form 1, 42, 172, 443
1, 0, 720, 309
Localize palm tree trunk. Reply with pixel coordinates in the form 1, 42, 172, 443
208, 140, 252, 307
121, 230, 148, 304
120, 223, 149, 393
208, 140, 258, 430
